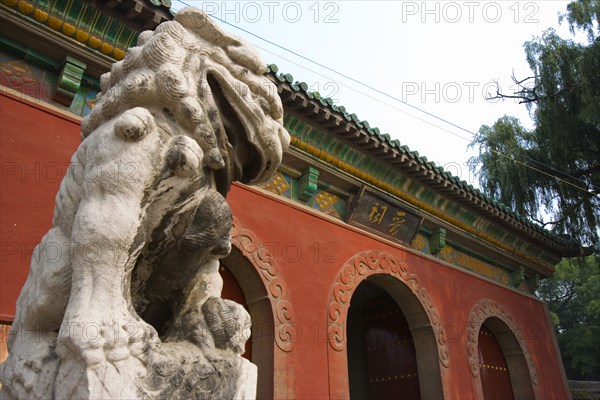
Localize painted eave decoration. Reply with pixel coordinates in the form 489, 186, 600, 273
1, 0, 172, 61
266, 65, 590, 261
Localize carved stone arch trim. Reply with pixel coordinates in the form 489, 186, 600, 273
326, 250, 450, 368
230, 216, 296, 353
467, 298, 538, 392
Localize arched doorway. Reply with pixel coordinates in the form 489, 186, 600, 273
326, 251, 448, 399
477, 323, 514, 400
219, 263, 252, 359
467, 300, 537, 400
228, 216, 298, 399
220, 247, 274, 400
347, 280, 421, 399
477, 317, 536, 400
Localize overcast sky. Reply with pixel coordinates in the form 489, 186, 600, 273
172, 1, 581, 187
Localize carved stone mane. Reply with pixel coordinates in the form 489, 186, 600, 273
0, 8, 289, 400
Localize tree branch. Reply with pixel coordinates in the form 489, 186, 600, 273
485, 73, 577, 104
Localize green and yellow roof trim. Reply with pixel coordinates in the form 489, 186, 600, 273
2, 0, 139, 60
266, 64, 591, 266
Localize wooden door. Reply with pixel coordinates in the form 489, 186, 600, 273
364, 296, 421, 400
478, 325, 514, 400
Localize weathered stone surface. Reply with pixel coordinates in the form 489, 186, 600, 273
0, 7, 288, 399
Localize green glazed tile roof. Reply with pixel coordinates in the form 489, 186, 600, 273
266, 64, 584, 253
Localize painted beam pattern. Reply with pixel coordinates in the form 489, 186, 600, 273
2, 0, 139, 60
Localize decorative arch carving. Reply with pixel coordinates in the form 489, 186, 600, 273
326, 250, 450, 368
466, 298, 538, 385
230, 216, 296, 352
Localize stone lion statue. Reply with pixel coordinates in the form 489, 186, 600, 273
0, 7, 289, 400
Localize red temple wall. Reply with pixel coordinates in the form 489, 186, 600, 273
0, 90, 81, 321
0, 92, 569, 398
227, 183, 570, 399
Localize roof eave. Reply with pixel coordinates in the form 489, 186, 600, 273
268, 71, 586, 258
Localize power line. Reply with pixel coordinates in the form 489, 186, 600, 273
208, 12, 477, 137
253, 44, 474, 144
257, 38, 600, 195
491, 150, 598, 196
171, 0, 599, 197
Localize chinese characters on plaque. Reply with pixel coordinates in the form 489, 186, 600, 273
348, 187, 422, 245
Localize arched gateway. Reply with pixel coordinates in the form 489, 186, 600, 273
326, 250, 450, 399
220, 217, 298, 400
347, 280, 422, 399
467, 299, 538, 400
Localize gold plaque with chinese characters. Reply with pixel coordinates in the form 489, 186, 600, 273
347, 187, 423, 246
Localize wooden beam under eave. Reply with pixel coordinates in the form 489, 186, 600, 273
403, 162, 422, 174
106, 0, 121, 9
329, 122, 351, 135
142, 12, 164, 30
416, 167, 430, 178
291, 100, 310, 113
330, 122, 353, 136
344, 129, 365, 142
126, 2, 144, 19
281, 99, 297, 111
448, 191, 465, 200
359, 133, 377, 147
336, 125, 360, 142
370, 142, 391, 156
387, 151, 408, 165
317, 111, 343, 129
429, 171, 442, 182
289, 99, 314, 116
429, 179, 447, 189
322, 112, 343, 129
314, 108, 329, 123
304, 102, 320, 116
280, 85, 294, 98
285, 93, 309, 113
377, 148, 399, 161
328, 116, 345, 131
440, 180, 454, 191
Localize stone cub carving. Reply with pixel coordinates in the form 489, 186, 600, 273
0, 7, 289, 400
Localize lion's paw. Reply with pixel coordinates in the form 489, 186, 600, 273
56, 318, 158, 367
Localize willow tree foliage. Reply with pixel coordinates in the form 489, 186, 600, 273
470, 0, 600, 248
470, 0, 600, 381
537, 256, 600, 380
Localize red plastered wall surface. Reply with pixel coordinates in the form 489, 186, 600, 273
0, 91, 81, 321
227, 183, 570, 400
